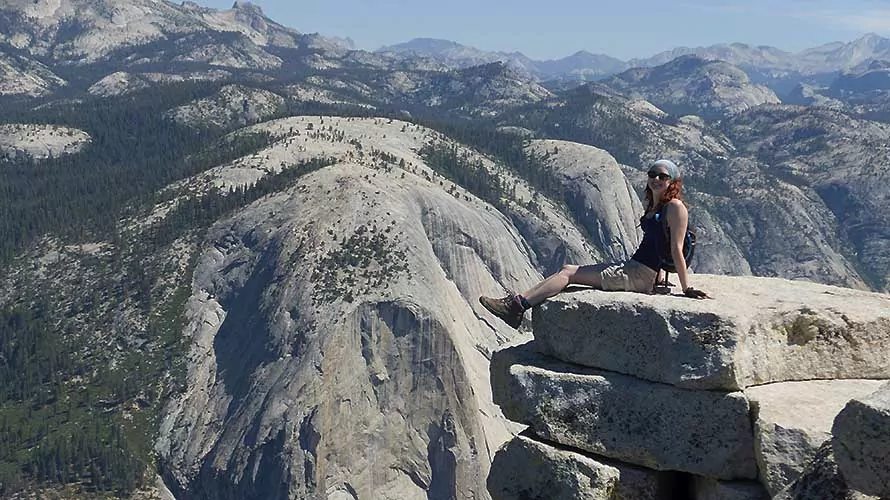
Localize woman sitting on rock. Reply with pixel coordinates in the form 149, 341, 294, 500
479, 159, 710, 329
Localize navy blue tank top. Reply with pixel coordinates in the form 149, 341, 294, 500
631, 208, 666, 271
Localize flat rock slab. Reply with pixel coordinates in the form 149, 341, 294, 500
491, 342, 757, 480
832, 382, 890, 497
532, 274, 890, 390
746, 379, 887, 496
488, 434, 675, 500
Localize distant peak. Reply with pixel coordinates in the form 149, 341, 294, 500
407, 38, 462, 48
855, 33, 887, 44
671, 53, 709, 64
377, 38, 464, 53
232, 1, 262, 13
565, 50, 618, 61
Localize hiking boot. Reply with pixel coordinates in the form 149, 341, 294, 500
479, 294, 525, 329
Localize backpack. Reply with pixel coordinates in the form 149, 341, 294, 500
654, 206, 696, 273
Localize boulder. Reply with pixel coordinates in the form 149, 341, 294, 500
532, 274, 890, 390
488, 433, 675, 500
491, 342, 756, 479
746, 379, 887, 495
832, 382, 890, 497
774, 442, 879, 500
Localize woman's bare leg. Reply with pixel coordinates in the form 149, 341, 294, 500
521, 264, 606, 307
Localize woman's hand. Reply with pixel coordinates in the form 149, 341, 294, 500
683, 287, 711, 299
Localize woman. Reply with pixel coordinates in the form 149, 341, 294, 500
479, 159, 710, 329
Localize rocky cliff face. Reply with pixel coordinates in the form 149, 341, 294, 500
0, 0, 199, 63
0, 49, 66, 96
0, 0, 331, 64
723, 106, 890, 291
602, 55, 781, 119
158, 164, 519, 499
524, 140, 642, 262
152, 116, 653, 499
3, 1, 890, 498
825, 65, 890, 120
488, 275, 890, 498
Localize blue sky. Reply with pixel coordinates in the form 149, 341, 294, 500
196, 0, 890, 60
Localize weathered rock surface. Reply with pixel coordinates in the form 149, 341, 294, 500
832, 382, 890, 497
532, 274, 890, 390
487, 433, 675, 500
774, 442, 879, 500
164, 116, 603, 279
489, 279, 890, 499
165, 84, 286, 130
87, 68, 233, 97
158, 163, 526, 499
700, 155, 871, 291
525, 140, 643, 262
723, 105, 890, 292
155, 119, 550, 499
746, 379, 887, 495
0, 123, 91, 160
0, 51, 66, 96
153, 116, 657, 499
491, 341, 757, 480
783, 83, 844, 108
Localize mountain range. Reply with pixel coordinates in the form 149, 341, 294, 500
1, 1, 889, 499
377, 33, 890, 87
5, 0, 890, 97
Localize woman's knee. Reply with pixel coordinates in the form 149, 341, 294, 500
566, 263, 605, 287
559, 264, 579, 279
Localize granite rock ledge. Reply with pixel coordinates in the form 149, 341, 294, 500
488, 274, 890, 499
532, 274, 890, 391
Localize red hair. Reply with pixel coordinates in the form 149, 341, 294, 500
644, 178, 684, 212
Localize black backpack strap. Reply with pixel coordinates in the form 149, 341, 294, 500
658, 204, 671, 240
655, 204, 674, 272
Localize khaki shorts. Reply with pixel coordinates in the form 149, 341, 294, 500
596, 259, 658, 293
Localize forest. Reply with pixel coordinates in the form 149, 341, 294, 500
0, 74, 583, 496
0, 81, 339, 496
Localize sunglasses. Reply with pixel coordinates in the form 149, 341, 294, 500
647, 171, 671, 181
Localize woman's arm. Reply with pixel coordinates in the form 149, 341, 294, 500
665, 200, 691, 291
665, 200, 709, 299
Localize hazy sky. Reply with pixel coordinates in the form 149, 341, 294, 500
195, 0, 890, 60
